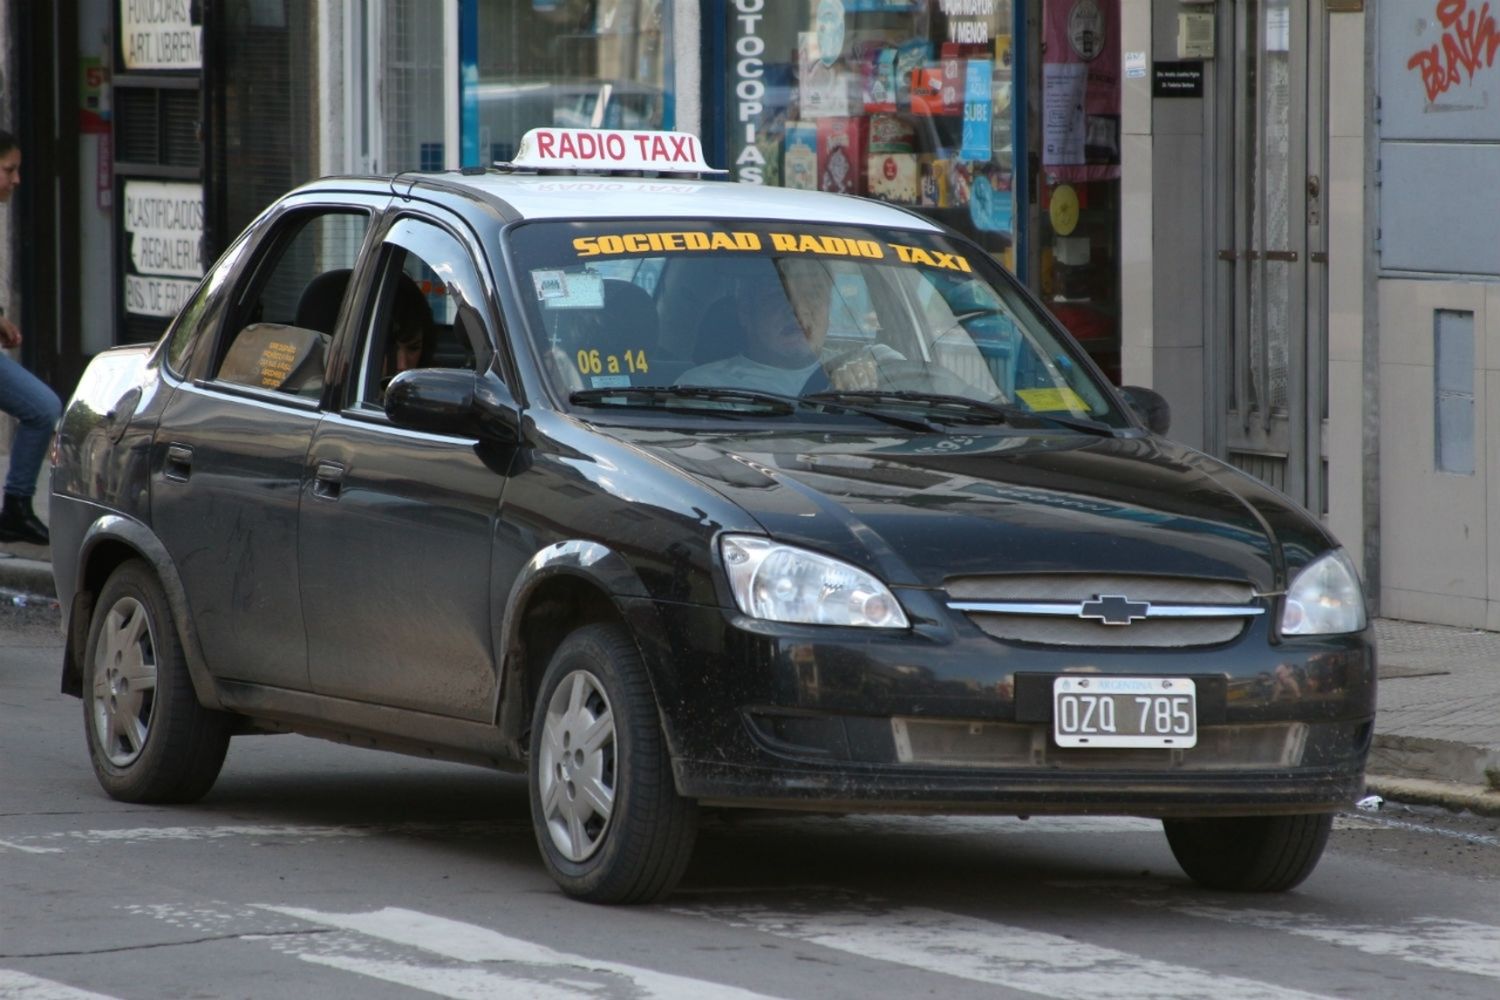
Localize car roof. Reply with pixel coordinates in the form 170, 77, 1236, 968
299, 172, 944, 230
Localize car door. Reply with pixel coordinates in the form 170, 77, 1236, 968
300, 211, 514, 719
152, 198, 380, 688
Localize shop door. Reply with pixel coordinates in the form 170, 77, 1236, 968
1216, 0, 1327, 514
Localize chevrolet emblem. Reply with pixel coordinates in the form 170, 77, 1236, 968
1079, 594, 1151, 625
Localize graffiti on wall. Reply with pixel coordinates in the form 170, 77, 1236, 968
1407, 0, 1500, 102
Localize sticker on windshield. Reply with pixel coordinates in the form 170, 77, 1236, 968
1017, 387, 1089, 412
540, 271, 605, 309
533, 270, 568, 299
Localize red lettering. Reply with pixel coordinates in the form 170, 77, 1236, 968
557, 131, 576, 158
669, 135, 692, 161
536, 131, 556, 158
650, 135, 669, 160
633, 135, 652, 159
605, 133, 626, 160
1409, 0, 1500, 102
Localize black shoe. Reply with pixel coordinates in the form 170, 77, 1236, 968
0, 494, 49, 546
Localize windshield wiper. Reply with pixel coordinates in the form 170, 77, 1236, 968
570, 385, 797, 415
804, 390, 1116, 436
570, 385, 939, 432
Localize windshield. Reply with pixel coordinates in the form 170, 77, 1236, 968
507, 220, 1129, 430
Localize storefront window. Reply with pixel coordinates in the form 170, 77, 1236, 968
726, 1, 1020, 272
1037, 0, 1121, 383
474, 0, 673, 164
726, 0, 1123, 384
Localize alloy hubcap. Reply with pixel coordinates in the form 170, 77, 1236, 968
91, 596, 158, 766
538, 670, 616, 862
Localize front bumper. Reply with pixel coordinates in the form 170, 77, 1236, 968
625, 594, 1376, 815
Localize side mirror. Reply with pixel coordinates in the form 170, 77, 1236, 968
1120, 385, 1171, 436
384, 369, 479, 436
385, 368, 520, 441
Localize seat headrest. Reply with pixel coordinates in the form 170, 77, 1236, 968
295, 268, 354, 335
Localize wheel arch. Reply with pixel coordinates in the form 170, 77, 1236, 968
494, 540, 675, 753
61, 515, 224, 710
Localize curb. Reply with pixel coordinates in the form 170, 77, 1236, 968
0, 554, 55, 598
1364, 774, 1500, 818
1370, 733, 1500, 790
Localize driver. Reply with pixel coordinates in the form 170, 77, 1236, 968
676, 259, 892, 396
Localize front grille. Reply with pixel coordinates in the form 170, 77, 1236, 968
946, 574, 1262, 648
892, 718, 1309, 770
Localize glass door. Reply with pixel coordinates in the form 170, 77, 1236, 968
1218, 0, 1327, 514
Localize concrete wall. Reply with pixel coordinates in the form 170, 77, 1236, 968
1122, 0, 1210, 452
1373, 4, 1500, 628
1324, 10, 1367, 580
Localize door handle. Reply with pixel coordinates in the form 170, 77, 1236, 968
313, 460, 345, 501
164, 443, 193, 482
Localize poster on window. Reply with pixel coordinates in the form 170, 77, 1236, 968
1041, 0, 1119, 181
119, 0, 201, 71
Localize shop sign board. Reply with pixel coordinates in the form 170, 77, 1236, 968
120, 0, 202, 71
122, 180, 203, 319
1152, 61, 1205, 98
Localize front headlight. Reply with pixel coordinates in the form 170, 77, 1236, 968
1281, 548, 1366, 635
719, 535, 910, 629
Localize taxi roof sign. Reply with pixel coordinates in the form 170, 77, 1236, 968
507, 128, 725, 175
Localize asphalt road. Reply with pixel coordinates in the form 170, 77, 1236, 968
3, 601, 1498, 999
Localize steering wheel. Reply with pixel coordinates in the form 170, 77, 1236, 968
869, 360, 978, 396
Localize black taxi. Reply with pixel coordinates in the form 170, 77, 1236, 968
51, 128, 1375, 903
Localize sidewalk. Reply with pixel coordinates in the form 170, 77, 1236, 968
3, 455, 1497, 816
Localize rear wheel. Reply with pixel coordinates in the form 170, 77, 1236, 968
1163, 813, 1334, 892
82, 559, 230, 803
528, 623, 698, 903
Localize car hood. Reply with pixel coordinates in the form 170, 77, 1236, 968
612, 426, 1332, 593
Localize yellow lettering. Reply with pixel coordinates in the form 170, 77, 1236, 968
607, 355, 621, 374
770, 232, 798, 252
573, 236, 600, 257
623, 234, 649, 253
735, 232, 762, 250
890, 243, 917, 262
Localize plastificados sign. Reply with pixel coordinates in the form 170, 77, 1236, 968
511, 128, 724, 174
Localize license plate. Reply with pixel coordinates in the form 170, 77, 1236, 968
1052, 677, 1197, 748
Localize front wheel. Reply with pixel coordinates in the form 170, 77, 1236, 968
81, 559, 231, 803
528, 623, 698, 903
1163, 813, 1334, 892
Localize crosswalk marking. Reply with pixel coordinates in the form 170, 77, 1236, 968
1152, 905, 1500, 981
679, 901, 1340, 1000
0, 839, 62, 855
260, 905, 788, 1000
0, 819, 523, 854
0, 971, 119, 999
295, 954, 608, 1000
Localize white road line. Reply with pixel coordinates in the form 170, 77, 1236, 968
0, 820, 520, 853
682, 902, 1340, 1000
295, 954, 605, 1000
0, 970, 120, 999
0, 839, 63, 855
1160, 906, 1500, 981
259, 905, 788, 1000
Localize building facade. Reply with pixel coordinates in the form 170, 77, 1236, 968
4, 1, 1499, 629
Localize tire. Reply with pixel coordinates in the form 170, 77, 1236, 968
1163, 812, 1334, 892
81, 559, 230, 803
528, 623, 698, 903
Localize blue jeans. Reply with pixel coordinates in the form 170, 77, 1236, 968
0, 353, 62, 499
